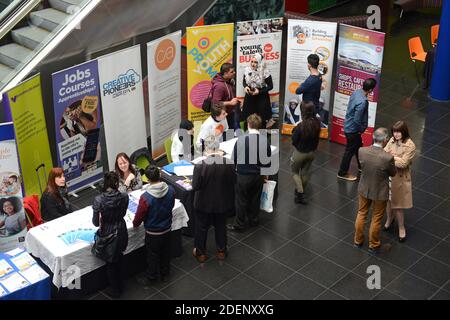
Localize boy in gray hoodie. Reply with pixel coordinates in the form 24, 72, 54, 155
133, 166, 175, 282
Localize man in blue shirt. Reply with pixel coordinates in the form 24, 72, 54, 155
337, 78, 377, 181
296, 54, 322, 114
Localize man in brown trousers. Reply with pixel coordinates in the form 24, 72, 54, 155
354, 127, 396, 254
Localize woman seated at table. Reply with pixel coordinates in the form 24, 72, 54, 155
40, 168, 73, 222
196, 102, 229, 152
115, 152, 143, 193
171, 120, 194, 162
92, 171, 129, 298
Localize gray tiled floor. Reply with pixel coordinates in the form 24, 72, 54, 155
73, 4, 450, 300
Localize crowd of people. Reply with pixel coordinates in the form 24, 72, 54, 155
33, 57, 418, 297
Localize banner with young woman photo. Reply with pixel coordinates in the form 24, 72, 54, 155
98, 45, 148, 168
282, 19, 337, 137
52, 60, 103, 192
236, 18, 283, 124
330, 24, 385, 146
186, 23, 234, 123
0, 123, 27, 252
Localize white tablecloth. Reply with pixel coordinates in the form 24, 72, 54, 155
25, 190, 188, 288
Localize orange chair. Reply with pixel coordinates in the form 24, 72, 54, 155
408, 36, 427, 84
431, 24, 439, 47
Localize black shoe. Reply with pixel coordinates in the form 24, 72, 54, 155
227, 224, 245, 233
398, 233, 407, 243
354, 242, 363, 249
294, 191, 307, 205
368, 243, 392, 254
383, 218, 395, 231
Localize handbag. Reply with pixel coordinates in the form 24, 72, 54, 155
91, 213, 119, 263
260, 180, 277, 213
202, 86, 214, 112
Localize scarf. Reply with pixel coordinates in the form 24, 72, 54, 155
244, 53, 270, 89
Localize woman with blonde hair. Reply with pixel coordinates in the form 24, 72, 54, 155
384, 121, 416, 242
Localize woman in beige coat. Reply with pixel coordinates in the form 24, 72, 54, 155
384, 121, 416, 242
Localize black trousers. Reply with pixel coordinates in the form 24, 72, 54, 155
338, 132, 362, 176
194, 209, 227, 255
106, 254, 123, 293
234, 174, 264, 228
145, 232, 171, 280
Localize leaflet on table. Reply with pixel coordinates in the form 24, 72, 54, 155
11, 252, 36, 271
5, 247, 24, 257
162, 160, 193, 174
176, 179, 192, 191
0, 284, 6, 296
0, 259, 14, 277
173, 165, 194, 177
0, 272, 29, 292
19, 264, 48, 284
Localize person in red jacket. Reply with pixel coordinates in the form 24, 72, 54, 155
211, 63, 241, 130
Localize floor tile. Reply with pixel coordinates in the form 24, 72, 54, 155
262, 213, 310, 239
242, 228, 287, 255
245, 258, 294, 288
330, 273, 379, 300
323, 242, 370, 270
430, 199, 450, 222
412, 189, 444, 212
315, 214, 354, 239
401, 227, 441, 254
299, 256, 349, 288
274, 273, 325, 300
378, 243, 424, 269
270, 242, 318, 271
161, 275, 213, 300
219, 274, 270, 300
222, 242, 265, 272
310, 189, 352, 212
372, 290, 405, 300
203, 290, 231, 300
386, 273, 439, 300
146, 292, 172, 300
408, 256, 450, 287
259, 290, 288, 300
431, 290, 450, 300
293, 228, 337, 254
415, 213, 450, 239
287, 203, 332, 226
315, 290, 346, 300
333, 200, 358, 222
190, 259, 240, 289
428, 241, 450, 266
417, 176, 450, 199
352, 256, 403, 288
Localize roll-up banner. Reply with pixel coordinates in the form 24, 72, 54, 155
282, 19, 337, 137
52, 60, 103, 192
186, 23, 234, 123
236, 18, 283, 120
330, 24, 385, 146
2, 75, 53, 196
0, 123, 27, 251
147, 31, 182, 159
98, 45, 148, 167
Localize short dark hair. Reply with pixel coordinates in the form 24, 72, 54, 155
247, 113, 262, 130
307, 54, 320, 69
220, 63, 234, 74
103, 171, 119, 191
363, 78, 377, 91
145, 165, 160, 183
391, 120, 410, 143
300, 101, 316, 120
8, 175, 18, 182
211, 102, 226, 118
179, 120, 194, 131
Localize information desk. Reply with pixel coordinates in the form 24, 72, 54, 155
161, 138, 279, 237
25, 190, 188, 288
0, 247, 50, 300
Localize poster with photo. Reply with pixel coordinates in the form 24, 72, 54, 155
236, 18, 283, 121
52, 60, 103, 192
0, 123, 27, 252
282, 19, 337, 137
330, 24, 385, 146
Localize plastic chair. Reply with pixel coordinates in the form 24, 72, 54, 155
431, 24, 439, 47
164, 137, 173, 164
130, 147, 154, 183
408, 36, 427, 84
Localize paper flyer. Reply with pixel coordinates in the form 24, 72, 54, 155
20, 264, 48, 284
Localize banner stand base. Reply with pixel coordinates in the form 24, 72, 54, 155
89, 184, 97, 189
69, 192, 79, 198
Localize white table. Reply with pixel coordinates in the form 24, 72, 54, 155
25, 190, 188, 288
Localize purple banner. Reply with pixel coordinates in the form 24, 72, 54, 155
52, 60, 103, 192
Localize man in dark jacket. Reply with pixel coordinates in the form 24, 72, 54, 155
211, 63, 241, 130
354, 128, 396, 254
228, 114, 271, 232
295, 54, 322, 114
133, 166, 175, 282
192, 136, 236, 262
337, 78, 377, 181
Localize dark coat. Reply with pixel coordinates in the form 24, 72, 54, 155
92, 190, 129, 261
192, 155, 236, 214
40, 190, 73, 222
241, 75, 273, 125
